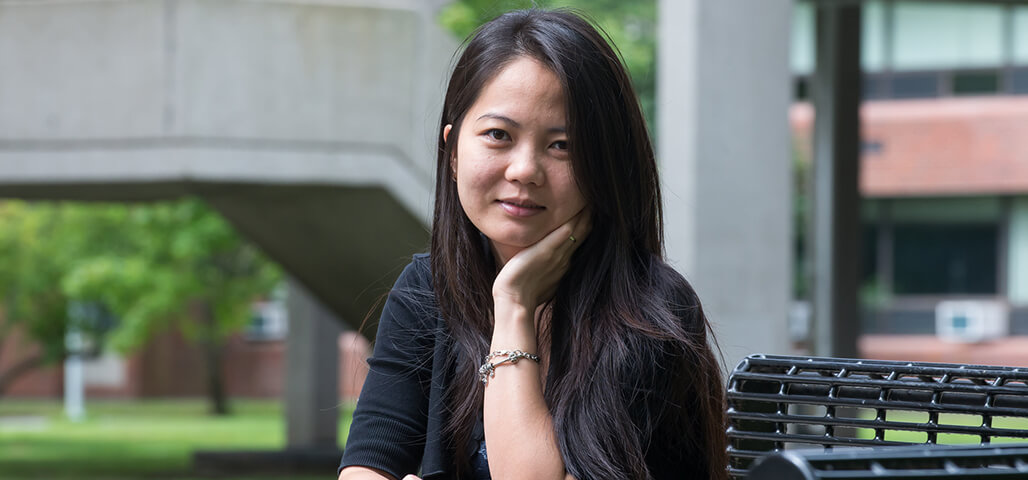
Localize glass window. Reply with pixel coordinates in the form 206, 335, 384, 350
892, 224, 998, 295
890, 72, 940, 99
863, 224, 879, 286
246, 300, 288, 341
1014, 7, 1028, 65
794, 76, 810, 101
792, 1, 815, 75
952, 70, 1001, 96
893, 2, 1004, 70
891, 197, 1002, 223
1012, 67, 1028, 94
863, 0, 887, 72
794, 0, 887, 74
863, 74, 889, 100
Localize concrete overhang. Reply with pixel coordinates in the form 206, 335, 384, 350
0, 0, 455, 333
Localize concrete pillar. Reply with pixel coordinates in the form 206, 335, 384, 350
1007, 197, 1028, 306
284, 277, 342, 449
657, 0, 793, 371
811, 3, 862, 359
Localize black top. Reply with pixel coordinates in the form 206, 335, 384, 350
339, 254, 455, 479
339, 254, 705, 479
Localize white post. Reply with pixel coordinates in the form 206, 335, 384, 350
64, 327, 85, 422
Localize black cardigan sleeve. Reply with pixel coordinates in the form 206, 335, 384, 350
339, 256, 436, 479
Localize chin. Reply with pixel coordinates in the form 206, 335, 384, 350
484, 230, 545, 250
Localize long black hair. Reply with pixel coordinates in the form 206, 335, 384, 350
430, 9, 727, 480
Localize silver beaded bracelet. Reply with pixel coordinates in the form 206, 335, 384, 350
478, 349, 541, 385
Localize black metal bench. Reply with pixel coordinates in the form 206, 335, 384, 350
746, 442, 1028, 479
726, 354, 1028, 479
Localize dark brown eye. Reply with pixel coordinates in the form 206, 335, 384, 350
485, 129, 510, 141
551, 140, 568, 150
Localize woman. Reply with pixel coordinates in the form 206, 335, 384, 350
339, 9, 726, 480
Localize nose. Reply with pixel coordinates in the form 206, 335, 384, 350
504, 143, 545, 186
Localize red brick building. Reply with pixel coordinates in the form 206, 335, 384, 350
793, 95, 1028, 367
1, 324, 370, 402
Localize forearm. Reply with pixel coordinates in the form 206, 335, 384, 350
484, 301, 567, 480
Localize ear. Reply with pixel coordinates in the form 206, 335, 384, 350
443, 124, 456, 179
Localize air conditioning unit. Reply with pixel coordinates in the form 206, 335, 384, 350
935, 300, 1009, 343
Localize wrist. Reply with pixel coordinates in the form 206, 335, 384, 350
491, 301, 536, 348
493, 300, 534, 327
492, 288, 536, 310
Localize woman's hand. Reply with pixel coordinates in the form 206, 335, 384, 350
492, 208, 591, 313
483, 209, 590, 480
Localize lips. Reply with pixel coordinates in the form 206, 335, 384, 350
500, 198, 542, 208
497, 198, 545, 217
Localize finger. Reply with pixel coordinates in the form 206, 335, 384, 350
403, 475, 423, 480
560, 209, 593, 254
528, 208, 589, 258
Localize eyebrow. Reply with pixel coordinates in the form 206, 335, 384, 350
477, 113, 566, 134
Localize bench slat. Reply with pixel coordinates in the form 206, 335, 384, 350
726, 355, 1028, 479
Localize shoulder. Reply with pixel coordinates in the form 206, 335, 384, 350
394, 253, 431, 290
376, 253, 439, 335
388, 253, 436, 308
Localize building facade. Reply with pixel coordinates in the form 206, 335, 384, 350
793, 0, 1028, 365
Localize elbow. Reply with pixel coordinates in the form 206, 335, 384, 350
488, 463, 568, 480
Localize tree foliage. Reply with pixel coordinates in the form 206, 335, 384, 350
0, 202, 129, 369
0, 202, 73, 392
438, 0, 657, 128
60, 199, 280, 352
0, 198, 281, 412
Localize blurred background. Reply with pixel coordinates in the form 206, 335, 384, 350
1, 0, 1026, 478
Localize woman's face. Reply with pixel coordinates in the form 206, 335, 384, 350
445, 56, 587, 265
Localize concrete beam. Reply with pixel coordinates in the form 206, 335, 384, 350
0, 0, 451, 187
204, 184, 429, 337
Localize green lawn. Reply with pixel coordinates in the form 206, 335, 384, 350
855, 409, 1028, 444
0, 398, 354, 480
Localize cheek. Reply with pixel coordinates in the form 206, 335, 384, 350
552, 168, 586, 210
455, 167, 496, 222
456, 151, 501, 200
456, 165, 487, 197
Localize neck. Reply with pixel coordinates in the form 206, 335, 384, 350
490, 242, 522, 267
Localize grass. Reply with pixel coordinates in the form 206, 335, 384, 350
0, 398, 354, 480
853, 409, 1028, 444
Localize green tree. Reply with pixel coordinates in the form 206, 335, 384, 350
438, 0, 657, 128
0, 202, 129, 395
0, 199, 281, 415
0, 201, 64, 395
61, 198, 281, 415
